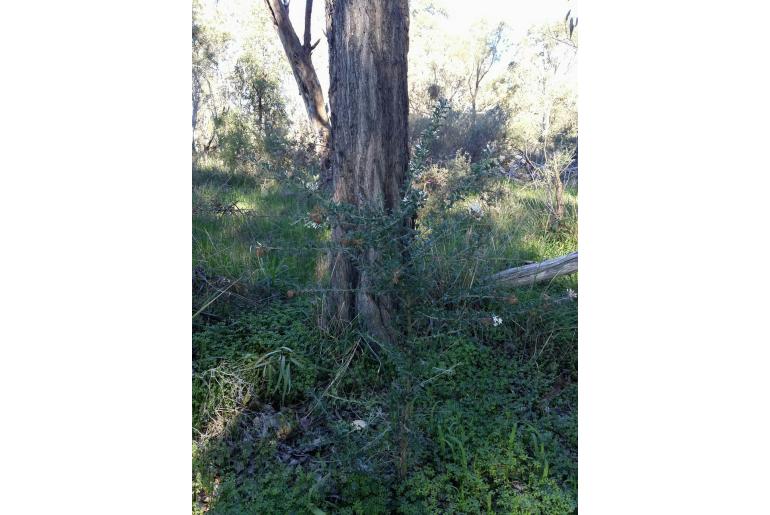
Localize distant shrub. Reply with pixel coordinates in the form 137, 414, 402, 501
410, 106, 508, 163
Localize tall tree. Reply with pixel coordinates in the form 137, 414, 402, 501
322, 0, 410, 344
467, 22, 507, 129
263, 0, 410, 342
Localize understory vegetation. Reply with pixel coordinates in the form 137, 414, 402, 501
193, 154, 577, 514
193, 1, 577, 512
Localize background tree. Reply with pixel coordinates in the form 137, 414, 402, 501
408, 9, 511, 162
499, 21, 577, 226
192, 2, 229, 153
192, 0, 300, 173
263, 0, 332, 185
407, 0, 461, 115
230, 54, 287, 134
216, 54, 290, 169
465, 21, 508, 130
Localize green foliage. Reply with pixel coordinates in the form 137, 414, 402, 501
192, 164, 328, 320
215, 111, 256, 169
408, 12, 510, 117
192, 4, 228, 78
209, 54, 291, 171
230, 54, 288, 132
192, 135, 577, 512
191, 37, 577, 515
193, 437, 326, 515
192, 0, 294, 169
393, 313, 577, 512
192, 296, 577, 513
408, 11, 513, 162
410, 103, 509, 163
335, 472, 390, 514
192, 300, 321, 437
498, 22, 577, 163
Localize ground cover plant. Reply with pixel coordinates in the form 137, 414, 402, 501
192, 154, 577, 513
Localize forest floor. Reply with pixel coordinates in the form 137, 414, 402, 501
192, 162, 578, 514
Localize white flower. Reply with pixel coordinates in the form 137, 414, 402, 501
491, 314, 503, 327
566, 288, 577, 300
351, 420, 367, 431
468, 202, 483, 218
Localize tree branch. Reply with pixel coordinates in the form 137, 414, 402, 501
263, 0, 328, 129
303, 0, 313, 50
262, 0, 331, 188
264, 0, 278, 25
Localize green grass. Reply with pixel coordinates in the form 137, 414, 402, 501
454, 183, 577, 267
193, 165, 328, 292
192, 164, 577, 514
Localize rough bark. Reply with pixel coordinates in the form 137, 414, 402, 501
264, 0, 332, 182
322, 0, 410, 344
488, 252, 578, 287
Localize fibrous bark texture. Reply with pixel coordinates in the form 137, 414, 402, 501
323, 0, 410, 344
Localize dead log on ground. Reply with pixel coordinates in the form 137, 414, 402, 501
489, 252, 578, 287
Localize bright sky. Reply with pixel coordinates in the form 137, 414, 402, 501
286, 0, 575, 49
439, 0, 574, 39
286, 0, 575, 113
201, 0, 576, 118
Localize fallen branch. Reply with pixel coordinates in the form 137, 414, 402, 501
489, 252, 578, 287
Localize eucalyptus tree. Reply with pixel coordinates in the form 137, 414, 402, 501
263, 0, 332, 183
192, 4, 229, 153
265, 0, 410, 343
500, 22, 577, 225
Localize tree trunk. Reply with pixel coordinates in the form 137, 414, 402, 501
322, 0, 410, 344
554, 171, 565, 222
470, 95, 477, 130
264, 0, 332, 184
257, 94, 264, 130
192, 74, 201, 153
